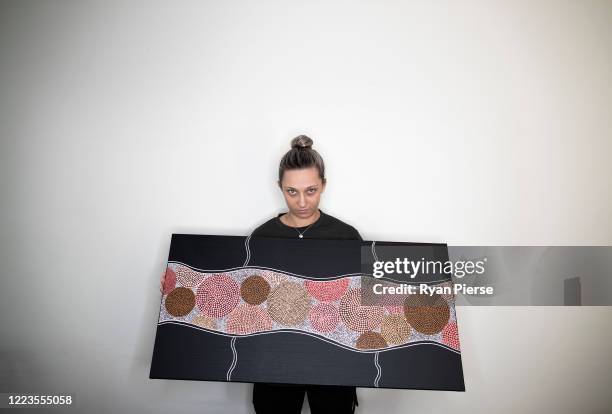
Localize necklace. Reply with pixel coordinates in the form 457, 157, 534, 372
286, 211, 320, 239
294, 222, 315, 238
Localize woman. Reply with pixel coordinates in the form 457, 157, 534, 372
160, 135, 361, 413
250, 135, 361, 414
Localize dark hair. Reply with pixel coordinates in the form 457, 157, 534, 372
278, 135, 326, 185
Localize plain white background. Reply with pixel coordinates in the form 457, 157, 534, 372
1, 0, 611, 413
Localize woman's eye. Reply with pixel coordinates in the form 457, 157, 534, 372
308, 188, 317, 194
288, 189, 296, 195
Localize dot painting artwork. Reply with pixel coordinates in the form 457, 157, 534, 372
150, 234, 465, 391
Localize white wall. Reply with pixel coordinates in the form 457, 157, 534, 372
1, 1, 611, 413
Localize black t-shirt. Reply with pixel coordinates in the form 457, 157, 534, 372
251, 209, 363, 241
250, 209, 361, 406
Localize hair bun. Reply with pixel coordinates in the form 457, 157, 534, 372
291, 135, 313, 150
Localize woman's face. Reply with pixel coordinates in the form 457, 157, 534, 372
279, 167, 325, 219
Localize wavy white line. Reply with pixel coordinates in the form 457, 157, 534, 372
226, 337, 237, 381
168, 261, 362, 281
243, 235, 251, 267
167, 261, 452, 284
158, 321, 461, 355
374, 352, 381, 387
371, 241, 379, 263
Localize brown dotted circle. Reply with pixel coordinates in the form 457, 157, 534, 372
267, 281, 311, 326
381, 314, 411, 345
165, 287, 195, 317
356, 331, 388, 350
240, 275, 271, 305
403, 292, 450, 335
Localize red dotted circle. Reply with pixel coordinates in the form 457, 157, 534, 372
196, 274, 239, 318
305, 278, 349, 302
442, 321, 460, 350
309, 303, 340, 332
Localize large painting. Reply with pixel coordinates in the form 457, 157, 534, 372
149, 234, 465, 391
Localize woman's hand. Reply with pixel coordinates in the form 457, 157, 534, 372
159, 271, 166, 293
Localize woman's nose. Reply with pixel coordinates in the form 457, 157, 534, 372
298, 194, 306, 207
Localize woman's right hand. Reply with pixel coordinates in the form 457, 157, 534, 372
159, 271, 166, 293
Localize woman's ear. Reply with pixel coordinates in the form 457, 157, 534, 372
321, 179, 326, 193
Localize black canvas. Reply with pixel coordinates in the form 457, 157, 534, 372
149, 234, 465, 391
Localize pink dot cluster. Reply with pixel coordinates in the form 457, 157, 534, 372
196, 274, 240, 318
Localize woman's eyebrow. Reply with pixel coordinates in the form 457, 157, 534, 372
286, 185, 318, 190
